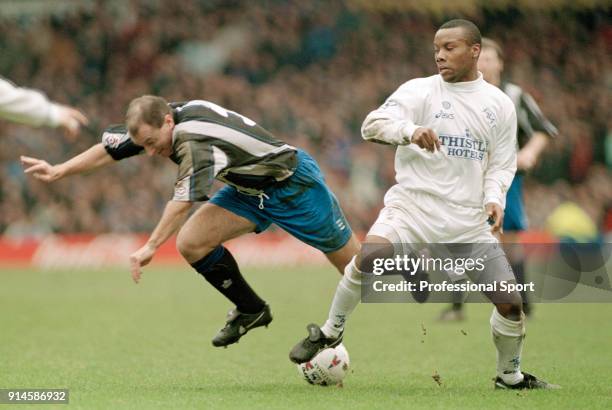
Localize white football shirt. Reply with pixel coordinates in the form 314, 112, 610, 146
362, 73, 517, 209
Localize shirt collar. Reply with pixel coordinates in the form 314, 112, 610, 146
441, 72, 485, 92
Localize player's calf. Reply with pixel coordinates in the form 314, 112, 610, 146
187, 245, 271, 346
189, 246, 267, 313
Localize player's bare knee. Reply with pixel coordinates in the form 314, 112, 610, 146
176, 229, 217, 263
175, 233, 196, 261
495, 300, 523, 321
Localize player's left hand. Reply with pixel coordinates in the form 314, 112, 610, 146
129, 243, 156, 284
485, 202, 504, 234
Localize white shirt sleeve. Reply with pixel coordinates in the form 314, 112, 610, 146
0, 77, 61, 127
483, 102, 518, 209
361, 79, 426, 145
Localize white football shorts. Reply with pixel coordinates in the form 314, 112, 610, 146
367, 185, 514, 284
368, 184, 497, 243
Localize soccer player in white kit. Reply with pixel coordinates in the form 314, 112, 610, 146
290, 19, 558, 389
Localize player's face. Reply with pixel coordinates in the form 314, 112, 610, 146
478, 47, 503, 84
132, 115, 174, 157
433, 28, 480, 83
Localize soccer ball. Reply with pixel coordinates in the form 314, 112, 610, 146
297, 344, 350, 386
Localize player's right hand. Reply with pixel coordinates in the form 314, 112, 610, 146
410, 127, 441, 152
129, 243, 156, 284
21, 156, 64, 182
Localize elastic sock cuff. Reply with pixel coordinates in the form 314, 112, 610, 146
190, 246, 225, 273
344, 256, 363, 286
490, 308, 524, 337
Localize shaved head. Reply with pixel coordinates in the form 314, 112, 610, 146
439, 19, 482, 46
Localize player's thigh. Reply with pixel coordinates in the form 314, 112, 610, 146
368, 190, 434, 245
178, 203, 256, 252
364, 204, 423, 271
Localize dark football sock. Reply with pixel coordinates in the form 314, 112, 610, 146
190, 246, 266, 314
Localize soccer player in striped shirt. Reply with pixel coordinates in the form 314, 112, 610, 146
21, 96, 360, 347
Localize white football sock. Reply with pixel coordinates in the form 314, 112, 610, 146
321, 256, 362, 339
490, 307, 525, 385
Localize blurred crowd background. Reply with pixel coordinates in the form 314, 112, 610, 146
0, 0, 610, 240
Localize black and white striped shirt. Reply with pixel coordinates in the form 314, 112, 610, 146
502, 82, 558, 149
101, 100, 298, 201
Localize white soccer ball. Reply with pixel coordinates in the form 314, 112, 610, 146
297, 343, 350, 386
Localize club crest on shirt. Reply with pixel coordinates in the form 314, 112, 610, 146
102, 132, 121, 148
173, 175, 191, 201
482, 107, 497, 128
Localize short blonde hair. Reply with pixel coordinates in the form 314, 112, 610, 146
481, 37, 504, 61
126, 95, 171, 136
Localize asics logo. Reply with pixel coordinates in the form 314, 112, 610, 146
434, 110, 455, 119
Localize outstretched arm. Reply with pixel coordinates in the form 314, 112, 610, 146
21, 124, 144, 182
129, 200, 194, 283
21, 143, 113, 182
0, 77, 88, 137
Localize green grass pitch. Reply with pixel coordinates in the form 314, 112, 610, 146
1, 265, 611, 409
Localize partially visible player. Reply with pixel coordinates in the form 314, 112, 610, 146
22, 96, 359, 348
290, 19, 558, 389
439, 37, 559, 321
1, 76, 88, 137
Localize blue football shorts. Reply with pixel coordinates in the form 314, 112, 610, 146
210, 150, 352, 254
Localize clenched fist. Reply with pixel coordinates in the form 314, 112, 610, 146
410, 127, 441, 152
